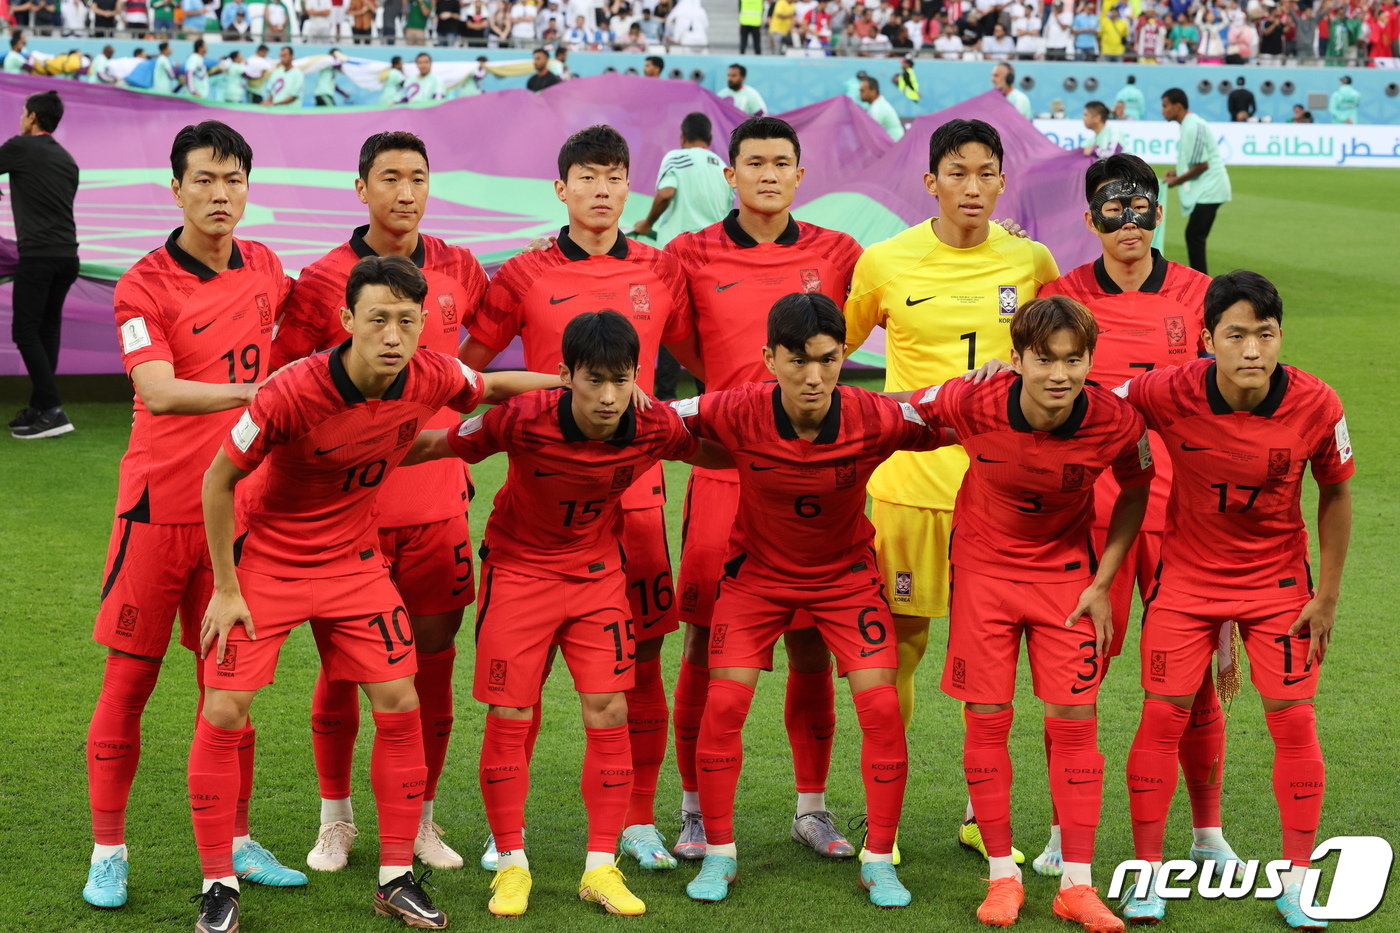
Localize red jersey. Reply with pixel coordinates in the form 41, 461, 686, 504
1041, 250, 1210, 533
1118, 358, 1354, 599
224, 346, 485, 578
913, 372, 1154, 583
469, 227, 691, 509
673, 382, 941, 587
113, 230, 291, 525
270, 228, 489, 527
445, 388, 698, 582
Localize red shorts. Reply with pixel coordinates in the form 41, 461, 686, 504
943, 565, 1104, 706
709, 574, 895, 677
1140, 585, 1318, 700
204, 568, 416, 691
93, 519, 207, 657
379, 511, 474, 616
472, 562, 635, 707
677, 473, 815, 631
620, 506, 678, 639
1091, 527, 1163, 658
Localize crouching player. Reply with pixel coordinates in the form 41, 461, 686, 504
1118, 271, 1352, 930
672, 293, 951, 908
909, 296, 1152, 931
193, 255, 553, 933
409, 310, 729, 918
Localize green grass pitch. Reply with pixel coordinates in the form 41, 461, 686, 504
1, 165, 1396, 931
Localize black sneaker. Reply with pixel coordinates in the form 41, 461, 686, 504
373, 869, 447, 930
190, 881, 239, 933
10, 406, 73, 439
7, 407, 36, 428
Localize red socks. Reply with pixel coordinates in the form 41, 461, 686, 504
416, 647, 456, 803
672, 657, 708, 794
963, 707, 1015, 858
234, 723, 255, 838
583, 725, 634, 851
1180, 679, 1226, 828
87, 654, 161, 845
370, 709, 427, 867
1127, 699, 1191, 861
1046, 717, 1104, 863
624, 656, 668, 827
853, 684, 906, 854
696, 678, 755, 846
786, 665, 836, 795
1266, 704, 1325, 865
311, 671, 360, 801
480, 714, 531, 851
189, 715, 243, 878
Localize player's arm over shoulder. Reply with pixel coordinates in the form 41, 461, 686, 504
843, 244, 901, 352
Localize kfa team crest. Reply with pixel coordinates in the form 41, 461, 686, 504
629, 284, 651, 319
997, 285, 1018, 321
256, 293, 273, 329
437, 294, 458, 325
799, 268, 822, 293
894, 571, 913, 600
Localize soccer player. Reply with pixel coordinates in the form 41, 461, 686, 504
193, 254, 550, 933
271, 130, 489, 874
1118, 271, 1352, 929
909, 295, 1151, 931
844, 117, 1058, 860
674, 293, 946, 908
459, 125, 691, 873
83, 121, 304, 910
665, 115, 865, 862
416, 310, 727, 918
1037, 153, 1236, 882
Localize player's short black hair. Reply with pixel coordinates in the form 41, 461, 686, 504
767, 293, 846, 351
170, 120, 253, 182
358, 131, 430, 180
728, 115, 801, 165
1084, 153, 1158, 202
562, 310, 640, 374
1083, 99, 1110, 122
557, 124, 629, 181
1204, 270, 1284, 333
23, 91, 63, 133
680, 112, 712, 144
728, 62, 746, 78
1162, 87, 1189, 109
345, 254, 428, 311
645, 55, 664, 70
928, 118, 1003, 175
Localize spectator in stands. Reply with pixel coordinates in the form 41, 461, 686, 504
805, 0, 834, 49
179, 0, 208, 36
220, 0, 248, 33
350, 0, 377, 42
622, 22, 646, 49
984, 21, 1015, 59
666, 0, 708, 50
934, 13, 964, 57
769, 0, 796, 51
406, 0, 434, 42
490, 3, 513, 43
382, 0, 403, 39
150, 0, 175, 32
437, 0, 464, 44
528, 46, 562, 89
462, 2, 489, 43
1134, 6, 1165, 60
719, 62, 766, 114
263, 0, 291, 39
1257, 7, 1285, 61
305, 0, 335, 39
1227, 78, 1256, 121
1042, 2, 1072, 59
1329, 74, 1360, 123
991, 61, 1032, 118
1099, 3, 1130, 61
566, 13, 590, 47
859, 74, 904, 141
1196, 6, 1227, 62
1168, 11, 1199, 60
123, 0, 149, 34
640, 5, 663, 40
1226, 8, 1259, 63
1011, 4, 1042, 59
1073, 0, 1100, 59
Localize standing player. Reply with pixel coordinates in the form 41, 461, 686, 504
193, 255, 549, 933
271, 131, 489, 875
1037, 153, 1238, 881
665, 115, 865, 862
82, 121, 304, 910
911, 296, 1150, 931
417, 311, 727, 918
844, 118, 1058, 860
459, 125, 692, 873
674, 294, 944, 908
1118, 271, 1352, 929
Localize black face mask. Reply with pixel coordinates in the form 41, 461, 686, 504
1089, 180, 1159, 233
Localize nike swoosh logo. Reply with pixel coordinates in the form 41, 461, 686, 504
1130, 787, 1157, 793
1180, 442, 1211, 452
1283, 675, 1310, 686
602, 781, 629, 788
678, 732, 699, 742
614, 663, 634, 675
388, 651, 412, 664
1293, 793, 1320, 800
859, 647, 887, 657
407, 791, 425, 799
814, 731, 834, 741
874, 775, 902, 783
967, 778, 992, 785
206, 910, 235, 932
701, 766, 732, 772
534, 469, 565, 476
975, 454, 1007, 463
1070, 683, 1095, 694
312, 728, 336, 735
193, 805, 215, 811
192, 321, 215, 334
640, 614, 666, 629
715, 281, 741, 292
905, 295, 935, 306
94, 753, 128, 760
748, 464, 779, 471
1067, 778, 1100, 785
315, 443, 347, 455
451, 585, 472, 596
549, 294, 578, 304
435, 731, 451, 737
1190, 717, 1220, 729
630, 727, 663, 734
486, 776, 515, 784
399, 897, 442, 920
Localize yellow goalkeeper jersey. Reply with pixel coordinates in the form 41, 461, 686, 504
845, 219, 1059, 510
